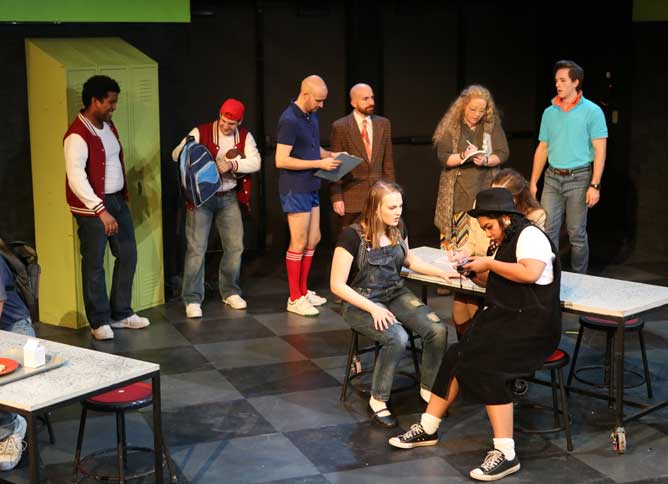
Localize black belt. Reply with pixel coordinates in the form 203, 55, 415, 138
548, 165, 591, 176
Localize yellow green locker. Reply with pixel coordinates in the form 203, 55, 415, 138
25, 37, 164, 328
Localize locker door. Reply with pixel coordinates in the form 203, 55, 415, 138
129, 66, 164, 309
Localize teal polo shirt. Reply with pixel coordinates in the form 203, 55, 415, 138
538, 95, 608, 169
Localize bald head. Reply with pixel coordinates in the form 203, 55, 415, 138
297, 74, 328, 113
350, 83, 375, 116
301, 75, 327, 94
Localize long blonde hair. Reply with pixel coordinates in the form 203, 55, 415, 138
432, 85, 498, 146
359, 181, 403, 249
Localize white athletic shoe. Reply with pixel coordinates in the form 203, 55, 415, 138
185, 303, 203, 318
91, 324, 114, 340
223, 294, 248, 310
287, 295, 319, 316
110, 314, 150, 329
305, 290, 327, 306
0, 415, 27, 471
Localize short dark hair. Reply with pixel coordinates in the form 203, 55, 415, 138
553, 60, 584, 91
82, 75, 120, 107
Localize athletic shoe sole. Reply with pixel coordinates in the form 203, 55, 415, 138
286, 306, 320, 317
388, 437, 439, 449
470, 463, 520, 481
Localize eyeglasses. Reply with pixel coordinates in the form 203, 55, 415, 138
466, 106, 486, 115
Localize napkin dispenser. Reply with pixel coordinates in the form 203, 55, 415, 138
23, 339, 46, 368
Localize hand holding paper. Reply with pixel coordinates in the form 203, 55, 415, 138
314, 153, 364, 182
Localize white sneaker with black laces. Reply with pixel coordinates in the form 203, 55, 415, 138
305, 290, 327, 306
388, 423, 439, 449
469, 449, 520, 481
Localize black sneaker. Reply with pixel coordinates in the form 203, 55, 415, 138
388, 423, 438, 449
469, 449, 520, 481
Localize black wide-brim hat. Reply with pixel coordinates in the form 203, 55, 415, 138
467, 187, 523, 218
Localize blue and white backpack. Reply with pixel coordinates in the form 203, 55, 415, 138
177, 136, 222, 207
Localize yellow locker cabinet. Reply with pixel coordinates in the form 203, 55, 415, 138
26, 37, 164, 328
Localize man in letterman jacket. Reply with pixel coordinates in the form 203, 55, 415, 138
64, 75, 150, 341
171, 98, 261, 318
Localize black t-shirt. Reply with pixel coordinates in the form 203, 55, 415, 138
336, 221, 407, 283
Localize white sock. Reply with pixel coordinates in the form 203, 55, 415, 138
369, 396, 391, 417
493, 437, 516, 460
420, 387, 432, 403
420, 412, 441, 435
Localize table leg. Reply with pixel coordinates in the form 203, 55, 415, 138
614, 318, 626, 438
421, 284, 428, 304
27, 413, 40, 484
152, 374, 164, 484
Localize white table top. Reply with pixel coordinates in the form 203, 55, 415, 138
0, 331, 159, 412
405, 246, 668, 319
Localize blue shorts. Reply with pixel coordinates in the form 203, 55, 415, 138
280, 190, 320, 213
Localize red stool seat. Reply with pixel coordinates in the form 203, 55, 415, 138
74, 380, 176, 482
88, 382, 152, 404
546, 349, 567, 363
515, 347, 573, 451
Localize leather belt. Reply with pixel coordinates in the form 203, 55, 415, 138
216, 190, 233, 197
548, 164, 591, 176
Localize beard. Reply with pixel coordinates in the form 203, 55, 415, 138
361, 106, 375, 115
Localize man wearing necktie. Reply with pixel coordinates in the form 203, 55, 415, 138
330, 83, 396, 232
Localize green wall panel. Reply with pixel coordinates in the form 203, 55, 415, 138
0, 0, 189, 23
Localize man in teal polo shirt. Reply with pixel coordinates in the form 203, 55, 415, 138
529, 60, 608, 273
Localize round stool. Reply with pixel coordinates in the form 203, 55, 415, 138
72, 382, 177, 483
566, 316, 652, 402
515, 349, 573, 451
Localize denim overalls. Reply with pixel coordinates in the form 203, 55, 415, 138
342, 225, 447, 401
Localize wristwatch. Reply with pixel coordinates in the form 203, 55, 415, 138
589, 183, 601, 190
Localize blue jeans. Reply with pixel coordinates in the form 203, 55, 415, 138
541, 166, 591, 273
0, 317, 35, 337
182, 191, 243, 304
343, 288, 447, 402
74, 193, 137, 329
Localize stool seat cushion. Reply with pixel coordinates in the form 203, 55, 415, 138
580, 316, 641, 327
88, 382, 152, 404
545, 349, 567, 364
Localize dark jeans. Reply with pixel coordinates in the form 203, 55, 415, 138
74, 193, 136, 328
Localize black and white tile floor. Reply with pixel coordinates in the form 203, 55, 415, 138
4, 252, 668, 483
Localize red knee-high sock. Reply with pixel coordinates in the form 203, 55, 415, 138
300, 248, 315, 296
286, 250, 303, 302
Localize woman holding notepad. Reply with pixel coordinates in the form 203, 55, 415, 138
432, 85, 510, 338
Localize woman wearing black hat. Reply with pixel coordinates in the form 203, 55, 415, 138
389, 187, 561, 482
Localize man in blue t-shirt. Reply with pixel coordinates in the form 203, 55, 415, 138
275, 75, 343, 316
529, 60, 608, 273
0, 254, 32, 470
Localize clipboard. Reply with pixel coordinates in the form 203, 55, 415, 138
314, 153, 364, 182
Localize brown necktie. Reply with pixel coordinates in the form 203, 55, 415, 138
361, 119, 372, 161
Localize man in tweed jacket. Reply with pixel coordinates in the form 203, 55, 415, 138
330, 83, 395, 231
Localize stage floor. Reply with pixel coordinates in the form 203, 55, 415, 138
5, 250, 668, 483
